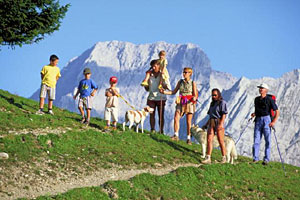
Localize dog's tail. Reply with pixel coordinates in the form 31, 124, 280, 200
231, 143, 238, 160
123, 111, 128, 131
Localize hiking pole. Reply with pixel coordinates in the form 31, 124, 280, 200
235, 117, 254, 145
272, 127, 287, 176
160, 95, 163, 135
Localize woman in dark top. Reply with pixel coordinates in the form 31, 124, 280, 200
202, 88, 228, 164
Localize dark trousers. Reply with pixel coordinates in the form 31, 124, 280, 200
147, 99, 166, 133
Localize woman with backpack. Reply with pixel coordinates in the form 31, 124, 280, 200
160, 67, 198, 145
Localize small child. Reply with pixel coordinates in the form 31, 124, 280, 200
141, 50, 171, 90
73, 68, 98, 125
104, 76, 120, 130
36, 54, 61, 115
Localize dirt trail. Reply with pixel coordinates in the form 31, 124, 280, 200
0, 163, 200, 200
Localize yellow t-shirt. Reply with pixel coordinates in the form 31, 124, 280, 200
41, 65, 61, 88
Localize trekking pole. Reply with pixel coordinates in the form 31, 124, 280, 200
160, 95, 163, 134
235, 117, 254, 145
272, 127, 287, 176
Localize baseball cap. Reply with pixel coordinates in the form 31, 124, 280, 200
83, 68, 91, 74
110, 76, 118, 83
257, 83, 269, 90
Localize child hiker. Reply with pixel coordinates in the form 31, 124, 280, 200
104, 76, 120, 130
141, 50, 171, 90
73, 68, 98, 126
36, 54, 61, 115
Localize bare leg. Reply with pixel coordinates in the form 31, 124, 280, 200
48, 100, 53, 110
39, 97, 45, 109
206, 126, 214, 156
86, 109, 91, 121
186, 113, 193, 137
217, 127, 226, 156
106, 120, 110, 126
174, 111, 181, 133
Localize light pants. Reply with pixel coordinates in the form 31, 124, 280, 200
253, 116, 271, 162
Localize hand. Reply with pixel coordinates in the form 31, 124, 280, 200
269, 121, 275, 127
91, 93, 95, 97
73, 96, 77, 100
192, 96, 197, 102
251, 113, 255, 118
217, 123, 224, 131
159, 88, 165, 94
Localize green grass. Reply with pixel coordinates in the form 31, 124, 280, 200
30, 164, 300, 200
1, 89, 300, 200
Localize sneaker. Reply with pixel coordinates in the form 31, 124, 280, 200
84, 120, 89, 126
201, 156, 211, 164
112, 127, 117, 130
186, 139, 192, 145
80, 118, 86, 124
48, 110, 54, 115
141, 81, 149, 87
36, 110, 45, 115
220, 156, 227, 164
171, 135, 179, 141
104, 126, 111, 130
262, 161, 269, 165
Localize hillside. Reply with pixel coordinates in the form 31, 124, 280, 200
0, 89, 299, 200
30, 41, 300, 167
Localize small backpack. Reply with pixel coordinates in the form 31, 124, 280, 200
267, 94, 276, 121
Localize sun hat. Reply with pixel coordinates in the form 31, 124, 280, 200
110, 76, 118, 83
257, 83, 269, 90
83, 68, 91, 74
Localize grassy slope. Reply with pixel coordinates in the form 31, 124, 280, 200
0, 89, 299, 200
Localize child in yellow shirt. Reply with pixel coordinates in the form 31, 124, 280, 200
36, 55, 61, 115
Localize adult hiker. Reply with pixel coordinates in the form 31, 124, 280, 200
201, 88, 228, 164
143, 59, 167, 134
160, 67, 198, 144
251, 83, 280, 165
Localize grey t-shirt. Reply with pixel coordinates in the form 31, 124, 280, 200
207, 100, 228, 119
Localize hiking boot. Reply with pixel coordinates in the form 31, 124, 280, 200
201, 156, 211, 164
262, 161, 269, 165
220, 156, 227, 164
36, 109, 45, 115
112, 126, 117, 130
48, 110, 54, 115
186, 139, 192, 145
104, 126, 111, 130
171, 135, 179, 141
141, 81, 149, 87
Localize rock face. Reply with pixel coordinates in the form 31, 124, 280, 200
31, 41, 300, 167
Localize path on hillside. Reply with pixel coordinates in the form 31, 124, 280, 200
0, 163, 201, 200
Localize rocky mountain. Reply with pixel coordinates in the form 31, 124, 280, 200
31, 41, 300, 167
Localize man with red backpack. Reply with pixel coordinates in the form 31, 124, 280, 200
251, 83, 280, 165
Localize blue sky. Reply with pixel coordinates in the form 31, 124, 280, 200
1, 0, 300, 97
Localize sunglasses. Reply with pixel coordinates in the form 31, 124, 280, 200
183, 71, 189, 74
212, 94, 217, 97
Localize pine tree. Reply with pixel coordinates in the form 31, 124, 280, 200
0, 0, 70, 48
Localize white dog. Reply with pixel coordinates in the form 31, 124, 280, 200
123, 106, 154, 133
190, 125, 238, 164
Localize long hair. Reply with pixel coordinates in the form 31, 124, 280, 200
210, 88, 223, 107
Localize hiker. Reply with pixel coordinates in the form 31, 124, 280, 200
73, 68, 98, 126
36, 54, 61, 115
160, 67, 198, 144
143, 59, 167, 134
251, 83, 279, 165
141, 50, 171, 90
201, 88, 228, 164
104, 76, 120, 130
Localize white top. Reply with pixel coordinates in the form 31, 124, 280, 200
147, 73, 167, 101
105, 87, 120, 108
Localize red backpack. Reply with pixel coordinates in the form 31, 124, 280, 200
267, 94, 276, 120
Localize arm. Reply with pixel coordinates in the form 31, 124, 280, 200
218, 114, 226, 130
270, 109, 280, 127
73, 90, 80, 99
41, 73, 44, 80
192, 81, 198, 102
91, 88, 97, 97
161, 80, 180, 95
111, 88, 119, 97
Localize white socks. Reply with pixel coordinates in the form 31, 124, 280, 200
174, 132, 179, 137
187, 135, 191, 140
